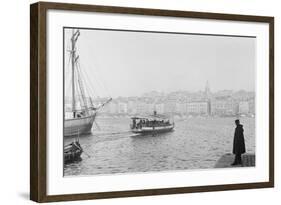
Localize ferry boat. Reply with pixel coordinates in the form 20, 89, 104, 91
64, 29, 111, 137
130, 111, 174, 135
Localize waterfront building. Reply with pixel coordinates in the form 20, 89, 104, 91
238, 101, 250, 114
155, 103, 165, 114
232, 90, 255, 101
211, 98, 238, 116
127, 101, 137, 115
147, 103, 155, 114
136, 101, 147, 114
109, 102, 118, 114
118, 102, 128, 114
176, 102, 187, 114
186, 101, 209, 115
164, 101, 176, 114
249, 99, 255, 114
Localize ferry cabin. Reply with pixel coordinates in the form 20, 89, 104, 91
130, 114, 174, 134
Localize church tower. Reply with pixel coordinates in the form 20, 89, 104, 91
205, 80, 211, 98
205, 81, 211, 115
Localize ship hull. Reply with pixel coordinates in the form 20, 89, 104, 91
64, 114, 96, 137
64, 141, 83, 164
131, 124, 174, 135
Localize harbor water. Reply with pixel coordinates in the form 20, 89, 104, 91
64, 116, 255, 176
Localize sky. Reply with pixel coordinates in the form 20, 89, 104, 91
64, 28, 256, 98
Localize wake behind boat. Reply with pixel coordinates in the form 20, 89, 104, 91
130, 111, 175, 135
64, 29, 111, 137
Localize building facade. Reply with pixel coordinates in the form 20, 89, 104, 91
238, 101, 250, 114
211, 98, 238, 116
186, 101, 209, 115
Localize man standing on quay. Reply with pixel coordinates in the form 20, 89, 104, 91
232, 119, 246, 166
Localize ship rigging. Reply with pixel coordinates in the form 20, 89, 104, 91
64, 29, 112, 137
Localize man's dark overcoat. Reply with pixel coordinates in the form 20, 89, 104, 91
233, 124, 246, 154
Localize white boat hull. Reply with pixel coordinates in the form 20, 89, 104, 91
131, 124, 174, 134
64, 114, 96, 137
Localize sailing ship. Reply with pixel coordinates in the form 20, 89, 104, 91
64, 29, 111, 137
130, 111, 175, 135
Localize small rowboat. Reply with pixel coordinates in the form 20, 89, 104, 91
64, 140, 83, 163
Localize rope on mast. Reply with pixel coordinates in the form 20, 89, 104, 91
75, 57, 90, 115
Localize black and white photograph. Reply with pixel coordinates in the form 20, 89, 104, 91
63, 27, 256, 176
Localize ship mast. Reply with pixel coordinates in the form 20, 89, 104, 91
69, 29, 111, 118
71, 29, 80, 117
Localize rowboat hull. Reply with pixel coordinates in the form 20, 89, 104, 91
64, 141, 83, 164
131, 124, 174, 135
64, 114, 96, 137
